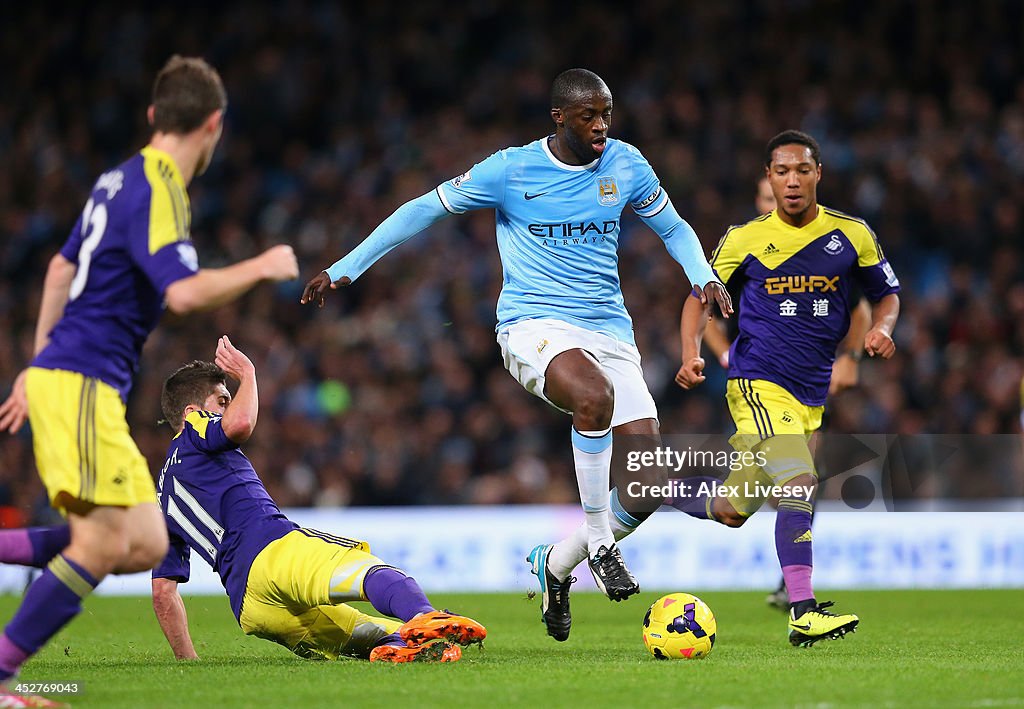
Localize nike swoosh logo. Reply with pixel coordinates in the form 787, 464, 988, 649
792, 623, 812, 631
524, 192, 547, 200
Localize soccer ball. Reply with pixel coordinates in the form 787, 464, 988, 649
642, 593, 717, 659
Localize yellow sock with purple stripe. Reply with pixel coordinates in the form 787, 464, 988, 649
0, 553, 99, 680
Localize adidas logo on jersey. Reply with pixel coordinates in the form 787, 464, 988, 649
763, 243, 780, 255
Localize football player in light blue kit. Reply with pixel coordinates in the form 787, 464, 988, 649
302, 68, 731, 642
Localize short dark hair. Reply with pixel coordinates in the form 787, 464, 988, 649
151, 55, 227, 134
764, 130, 821, 167
161, 361, 226, 432
551, 68, 610, 109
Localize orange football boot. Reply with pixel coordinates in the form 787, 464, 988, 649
368, 641, 461, 663
399, 610, 487, 647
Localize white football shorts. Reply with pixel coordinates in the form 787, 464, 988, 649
497, 318, 658, 427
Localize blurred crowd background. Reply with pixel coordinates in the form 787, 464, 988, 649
2, 0, 1023, 520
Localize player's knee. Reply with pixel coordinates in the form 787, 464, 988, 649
782, 473, 817, 496
712, 498, 747, 527
118, 526, 169, 572
572, 382, 614, 429
136, 535, 170, 570
719, 513, 747, 528
629, 459, 666, 487
136, 529, 170, 570
66, 536, 128, 577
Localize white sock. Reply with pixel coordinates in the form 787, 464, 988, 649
571, 426, 614, 556
548, 488, 641, 581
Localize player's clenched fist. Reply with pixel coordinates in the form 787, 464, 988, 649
864, 328, 895, 359
675, 357, 707, 390
259, 245, 299, 281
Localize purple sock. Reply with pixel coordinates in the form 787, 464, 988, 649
0, 554, 99, 680
0, 527, 71, 567
374, 632, 405, 648
775, 498, 814, 603
28, 527, 71, 566
0, 529, 33, 566
362, 567, 433, 622
0, 635, 29, 680
782, 565, 814, 605
666, 477, 720, 520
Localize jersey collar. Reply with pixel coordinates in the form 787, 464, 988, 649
541, 135, 600, 172
141, 145, 186, 188
769, 205, 824, 231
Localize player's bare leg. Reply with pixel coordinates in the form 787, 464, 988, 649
542, 350, 638, 601
610, 418, 666, 518
115, 503, 170, 573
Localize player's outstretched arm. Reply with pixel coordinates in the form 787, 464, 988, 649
0, 252, 77, 433
34, 253, 77, 355
214, 335, 258, 443
864, 293, 900, 359
300, 191, 450, 308
639, 195, 733, 318
676, 294, 712, 390
152, 578, 199, 660
165, 244, 298, 315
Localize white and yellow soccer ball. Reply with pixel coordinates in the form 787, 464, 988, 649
642, 592, 717, 659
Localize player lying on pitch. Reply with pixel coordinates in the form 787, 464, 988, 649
149, 336, 485, 662
147, 335, 486, 662
146, 336, 485, 663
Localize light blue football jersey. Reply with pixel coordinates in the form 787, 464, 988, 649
436, 137, 671, 345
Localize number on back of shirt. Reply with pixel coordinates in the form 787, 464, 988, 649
69, 197, 108, 301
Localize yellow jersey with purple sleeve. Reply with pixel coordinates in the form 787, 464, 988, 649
31, 146, 200, 401
152, 411, 297, 621
707, 206, 900, 406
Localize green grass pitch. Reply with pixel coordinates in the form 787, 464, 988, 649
2, 590, 1022, 708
